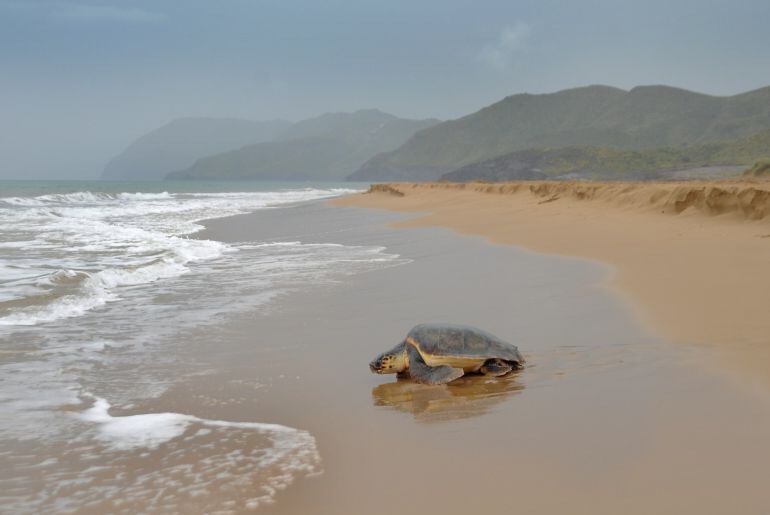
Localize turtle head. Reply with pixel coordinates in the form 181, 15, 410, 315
369, 343, 408, 375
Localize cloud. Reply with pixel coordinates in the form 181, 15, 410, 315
52, 3, 166, 23
477, 23, 532, 71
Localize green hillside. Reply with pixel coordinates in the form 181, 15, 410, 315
350, 85, 770, 181
744, 159, 770, 177
168, 110, 438, 181
442, 130, 770, 182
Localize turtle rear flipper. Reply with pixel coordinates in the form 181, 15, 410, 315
480, 359, 513, 377
406, 343, 464, 385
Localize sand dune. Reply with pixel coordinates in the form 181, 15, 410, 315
368, 180, 770, 219
335, 180, 770, 388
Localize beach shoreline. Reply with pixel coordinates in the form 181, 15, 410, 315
199, 199, 770, 514
333, 181, 770, 389
6, 191, 770, 513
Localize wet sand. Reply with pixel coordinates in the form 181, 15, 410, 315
186, 201, 770, 514
334, 181, 770, 390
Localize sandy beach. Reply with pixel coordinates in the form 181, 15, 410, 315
195, 199, 770, 514
335, 181, 770, 390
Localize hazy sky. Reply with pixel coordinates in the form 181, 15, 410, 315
2, 0, 770, 179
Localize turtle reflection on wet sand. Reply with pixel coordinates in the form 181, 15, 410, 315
370, 324, 525, 385
372, 374, 525, 422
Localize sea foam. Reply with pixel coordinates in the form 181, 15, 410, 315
80, 397, 311, 451
0, 188, 358, 326
0, 396, 324, 513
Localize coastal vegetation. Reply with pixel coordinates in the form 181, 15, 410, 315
744, 158, 770, 177
443, 130, 770, 181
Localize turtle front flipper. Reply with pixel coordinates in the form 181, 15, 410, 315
406, 343, 464, 385
480, 358, 513, 377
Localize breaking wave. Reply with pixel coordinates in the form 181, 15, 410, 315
0, 188, 357, 325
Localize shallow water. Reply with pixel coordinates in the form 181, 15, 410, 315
0, 181, 369, 325
0, 181, 407, 512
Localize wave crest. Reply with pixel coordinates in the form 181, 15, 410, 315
0, 187, 360, 326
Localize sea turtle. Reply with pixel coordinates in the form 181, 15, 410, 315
369, 324, 524, 385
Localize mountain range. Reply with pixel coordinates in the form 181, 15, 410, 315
167, 110, 438, 181
349, 85, 770, 181
102, 118, 291, 181
103, 85, 770, 183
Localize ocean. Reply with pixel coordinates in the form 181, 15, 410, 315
0, 180, 406, 512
